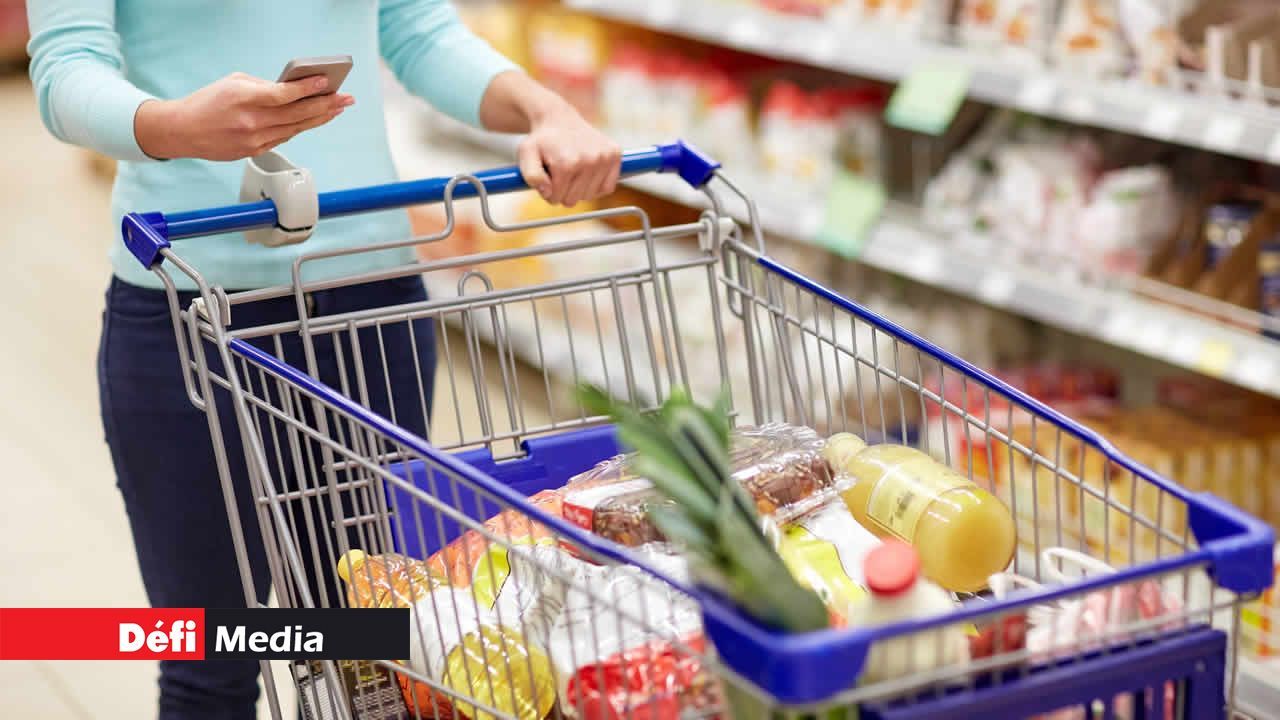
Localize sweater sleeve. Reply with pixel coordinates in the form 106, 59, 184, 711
378, 0, 519, 128
26, 0, 158, 162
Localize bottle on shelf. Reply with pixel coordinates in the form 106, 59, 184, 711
825, 433, 1017, 593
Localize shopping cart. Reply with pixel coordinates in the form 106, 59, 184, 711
122, 141, 1275, 720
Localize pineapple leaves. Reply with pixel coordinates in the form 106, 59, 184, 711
575, 383, 829, 635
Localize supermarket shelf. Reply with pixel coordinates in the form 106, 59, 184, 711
1239, 657, 1280, 720
566, 0, 1280, 165
407, 112, 1280, 401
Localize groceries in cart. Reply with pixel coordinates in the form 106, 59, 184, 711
560, 422, 837, 548
332, 398, 1239, 720
825, 432, 1018, 593
846, 540, 970, 683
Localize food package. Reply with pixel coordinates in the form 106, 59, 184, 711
773, 500, 881, 626
1021, 549, 1181, 719
1076, 166, 1178, 278
1053, 0, 1128, 77
561, 424, 835, 548
541, 551, 717, 720
959, 0, 1054, 64
400, 584, 558, 720
525, 7, 611, 121
1116, 0, 1180, 84
427, 490, 567, 607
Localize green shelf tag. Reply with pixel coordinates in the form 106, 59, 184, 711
816, 171, 886, 258
885, 63, 971, 136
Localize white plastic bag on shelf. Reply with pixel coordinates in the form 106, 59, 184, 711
1076, 165, 1177, 278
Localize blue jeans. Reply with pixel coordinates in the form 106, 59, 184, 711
98, 275, 435, 719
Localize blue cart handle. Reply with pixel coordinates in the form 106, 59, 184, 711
122, 140, 720, 269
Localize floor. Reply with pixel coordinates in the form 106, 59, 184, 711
0, 72, 551, 718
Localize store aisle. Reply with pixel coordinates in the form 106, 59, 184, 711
0, 73, 552, 718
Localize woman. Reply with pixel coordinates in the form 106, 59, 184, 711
27, 1, 620, 717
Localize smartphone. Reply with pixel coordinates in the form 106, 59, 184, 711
277, 55, 353, 95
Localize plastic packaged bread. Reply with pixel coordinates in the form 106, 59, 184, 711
542, 551, 717, 720
561, 423, 835, 547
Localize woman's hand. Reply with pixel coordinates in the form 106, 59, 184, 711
135, 73, 354, 161
479, 71, 621, 207
517, 107, 621, 207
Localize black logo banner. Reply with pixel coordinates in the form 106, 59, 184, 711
205, 608, 409, 660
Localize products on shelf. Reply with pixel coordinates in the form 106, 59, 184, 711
1052, 0, 1128, 77
845, 541, 968, 683
959, 0, 1055, 65
829, 434, 1018, 593
925, 111, 1179, 279
561, 423, 836, 547
1263, 239, 1280, 338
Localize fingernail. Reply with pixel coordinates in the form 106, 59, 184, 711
313, 77, 328, 91
341, 96, 355, 107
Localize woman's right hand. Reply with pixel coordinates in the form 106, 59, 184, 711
134, 72, 354, 161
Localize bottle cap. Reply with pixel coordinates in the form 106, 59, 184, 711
864, 540, 920, 596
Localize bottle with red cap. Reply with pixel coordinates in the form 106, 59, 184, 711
846, 540, 968, 683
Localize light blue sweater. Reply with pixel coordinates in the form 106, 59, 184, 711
28, 0, 516, 290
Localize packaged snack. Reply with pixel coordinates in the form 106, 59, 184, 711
845, 541, 968, 683
1239, 543, 1278, 658
542, 551, 714, 720
428, 490, 564, 588
337, 550, 442, 609
1116, 0, 1179, 84
774, 500, 882, 625
561, 424, 835, 547
1262, 239, 1280, 340
960, 0, 1053, 64
1076, 166, 1177, 277
1053, 0, 1127, 77
1204, 202, 1261, 270
831, 434, 1017, 593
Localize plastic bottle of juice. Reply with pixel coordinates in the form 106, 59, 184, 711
825, 433, 1016, 593
337, 551, 556, 720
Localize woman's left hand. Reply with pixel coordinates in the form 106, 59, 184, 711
516, 106, 621, 207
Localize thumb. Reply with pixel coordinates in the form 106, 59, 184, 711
517, 139, 552, 200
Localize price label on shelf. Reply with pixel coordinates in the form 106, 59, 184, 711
913, 243, 945, 283
1267, 133, 1280, 164
816, 171, 886, 259
1016, 77, 1057, 113
1143, 105, 1181, 139
1136, 321, 1167, 354
1237, 352, 1274, 391
1061, 95, 1096, 121
978, 271, 1016, 305
645, 0, 678, 25
885, 63, 972, 136
1204, 115, 1245, 153
805, 31, 838, 65
726, 17, 763, 47
1196, 339, 1235, 378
